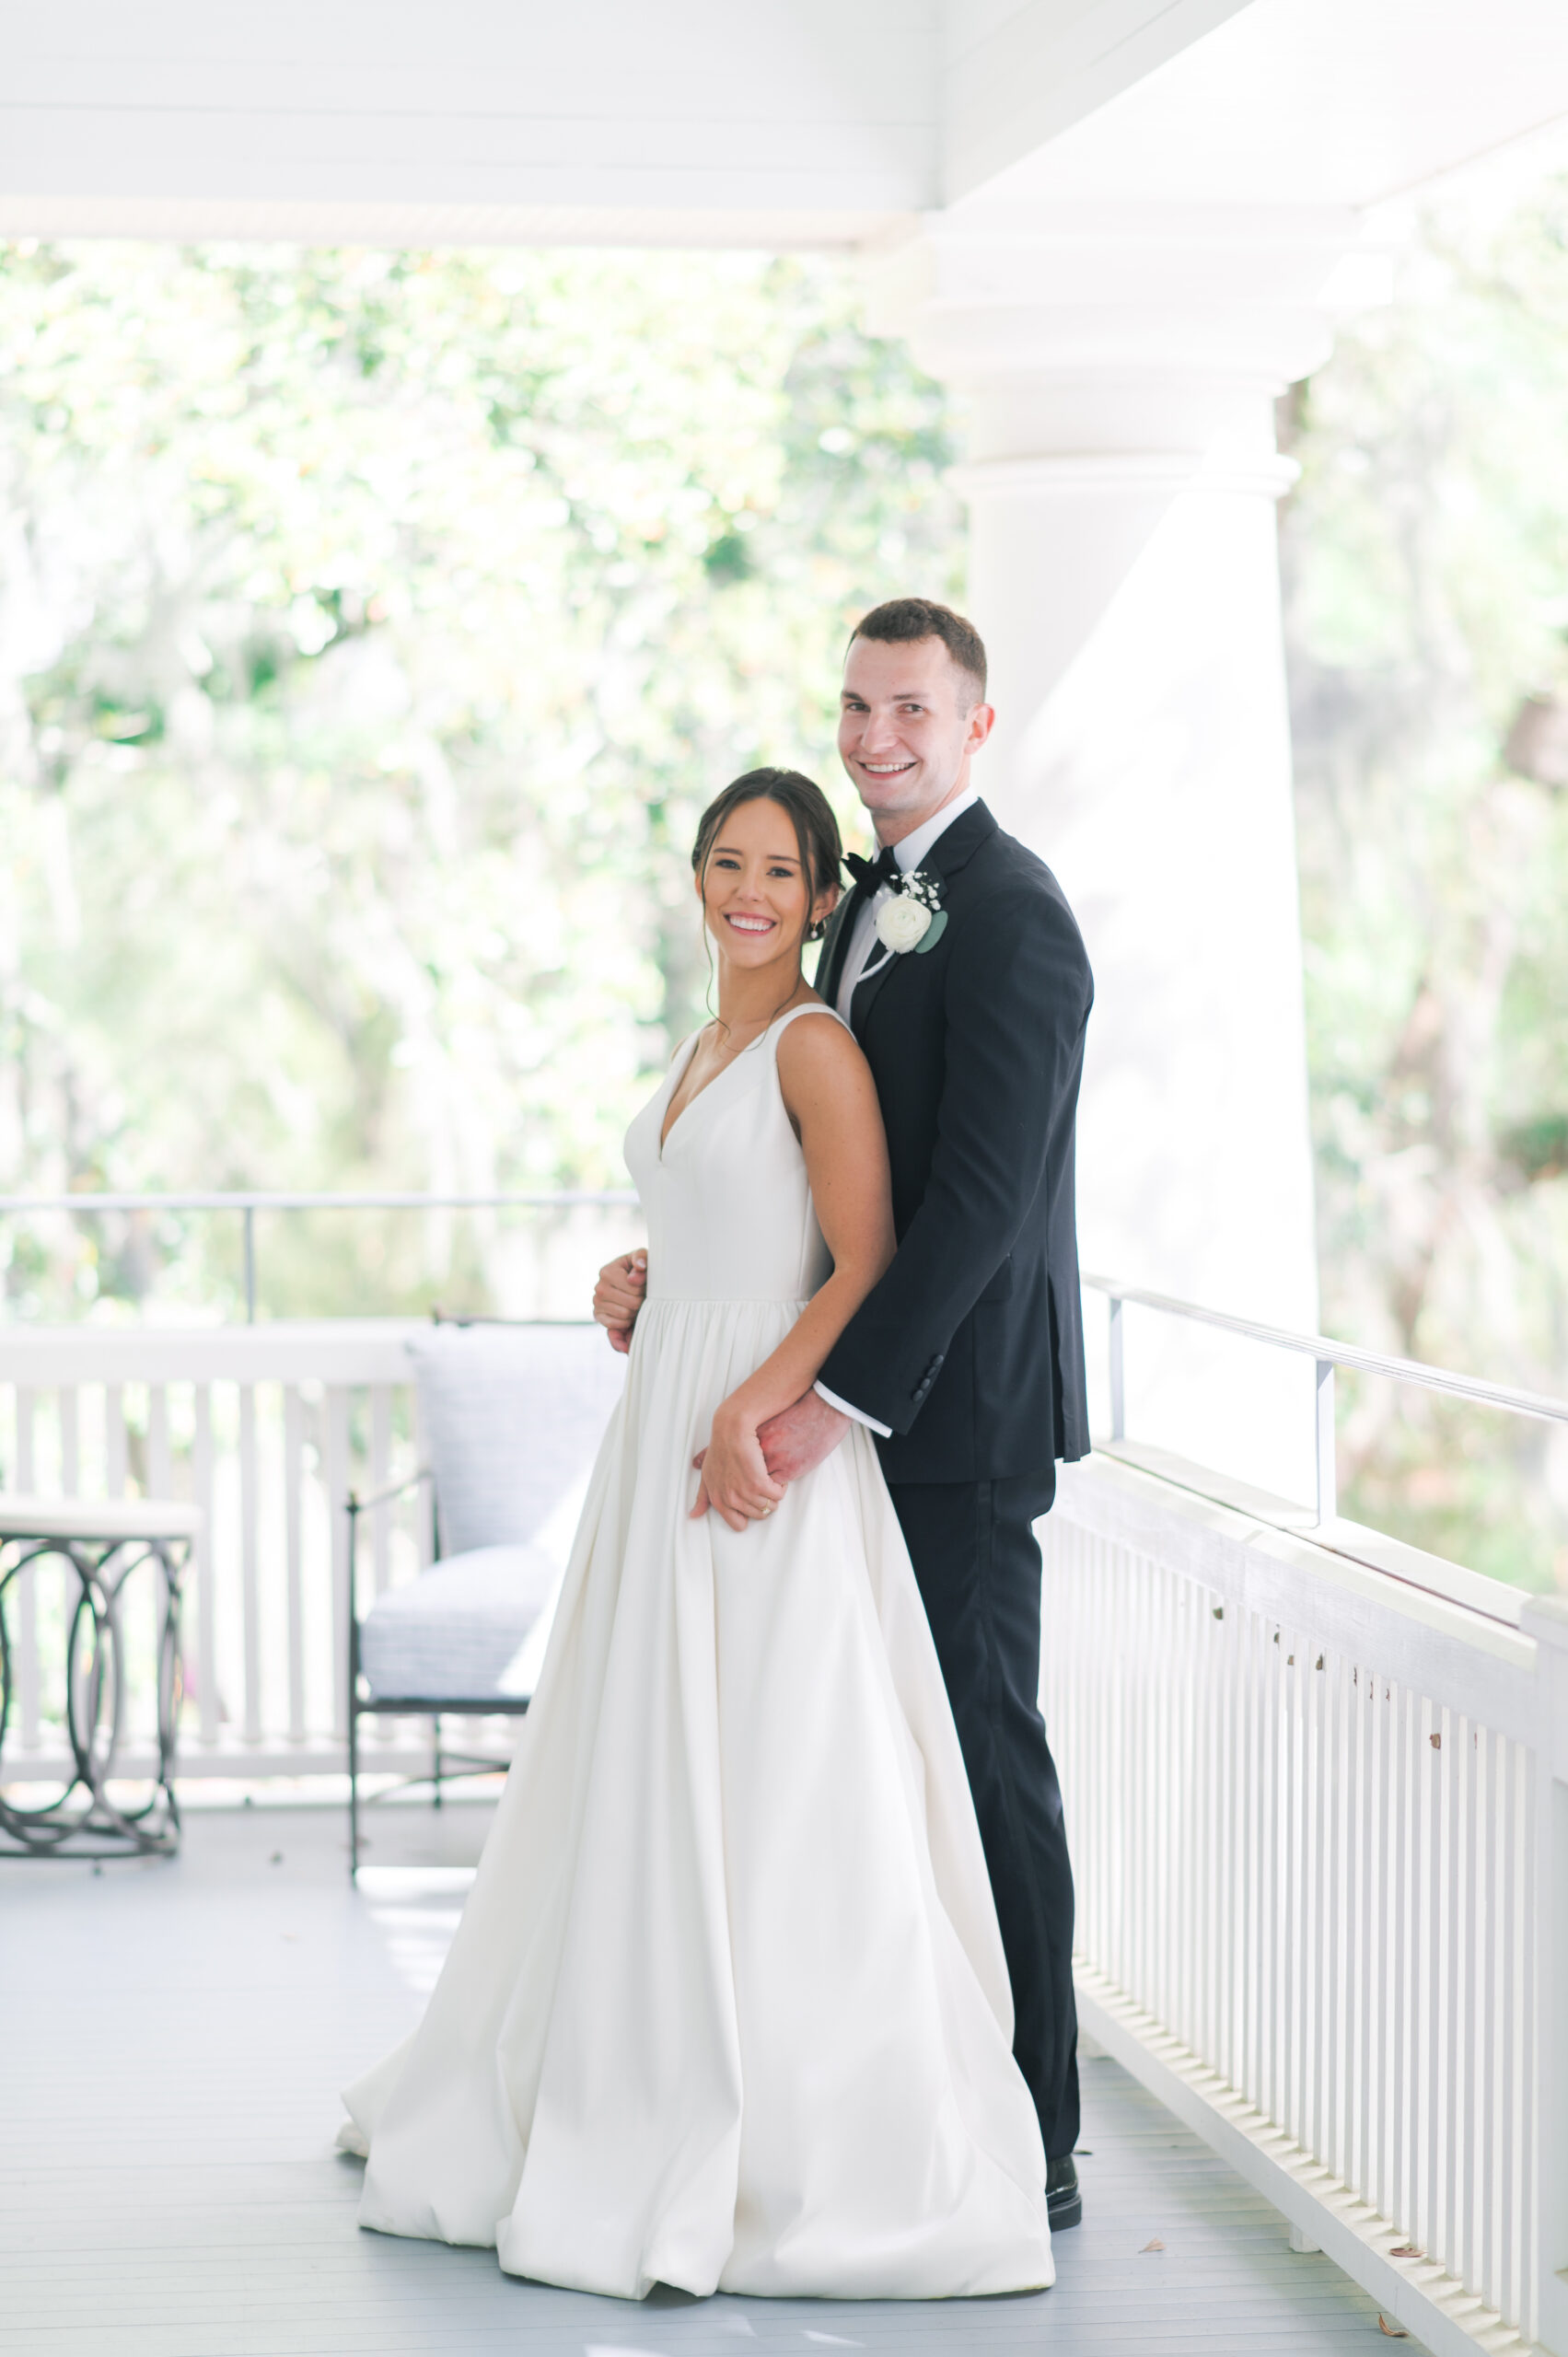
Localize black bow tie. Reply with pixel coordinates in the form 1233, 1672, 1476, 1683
843, 846, 900, 893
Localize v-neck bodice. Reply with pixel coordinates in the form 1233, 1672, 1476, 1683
656, 1028, 738, 1155
623, 1005, 843, 1304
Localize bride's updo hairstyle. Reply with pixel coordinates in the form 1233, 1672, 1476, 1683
691, 768, 843, 948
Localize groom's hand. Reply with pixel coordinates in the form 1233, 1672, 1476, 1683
690, 1390, 850, 1492
758, 1390, 850, 1481
593, 1249, 646, 1353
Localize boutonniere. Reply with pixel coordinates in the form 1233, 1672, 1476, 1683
873, 868, 948, 956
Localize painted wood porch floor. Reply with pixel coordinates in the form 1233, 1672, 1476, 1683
0, 1800, 1411, 2357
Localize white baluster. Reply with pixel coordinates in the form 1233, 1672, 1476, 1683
369, 1384, 395, 1746
60, 1384, 79, 1495
284, 1385, 306, 1745
1520, 1597, 1568, 2354
105, 1383, 128, 1498
370, 1386, 392, 1596
238, 1383, 260, 1746
192, 1382, 217, 1746
326, 1386, 351, 1744
414, 1381, 436, 1570
146, 1385, 171, 1497
13, 1386, 39, 1750
1507, 1734, 1531, 2332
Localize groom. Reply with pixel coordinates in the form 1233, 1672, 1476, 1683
599, 598, 1093, 2226
801, 598, 1092, 2227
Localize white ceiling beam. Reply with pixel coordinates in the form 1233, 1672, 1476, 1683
6, 0, 1567, 254
940, 0, 1259, 204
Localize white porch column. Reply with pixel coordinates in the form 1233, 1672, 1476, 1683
870, 204, 1361, 1501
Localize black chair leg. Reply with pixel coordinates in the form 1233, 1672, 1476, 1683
433, 1713, 443, 1808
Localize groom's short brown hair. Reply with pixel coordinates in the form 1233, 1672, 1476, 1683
849, 598, 988, 703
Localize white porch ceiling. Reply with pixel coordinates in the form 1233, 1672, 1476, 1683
0, 0, 1249, 246
0, 0, 1563, 247
0, 0, 929, 244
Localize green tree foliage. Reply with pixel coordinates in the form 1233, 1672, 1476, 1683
0, 244, 958, 1316
1281, 180, 1568, 1589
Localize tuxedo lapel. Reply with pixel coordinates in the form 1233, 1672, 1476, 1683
922, 797, 997, 886
848, 922, 900, 1038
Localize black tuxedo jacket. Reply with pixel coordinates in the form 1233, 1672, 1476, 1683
816, 799, 1092, 1485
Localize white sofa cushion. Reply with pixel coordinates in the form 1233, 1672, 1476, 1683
358, 1543, 558, 1703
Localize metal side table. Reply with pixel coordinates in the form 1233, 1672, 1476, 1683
0, 1495, 201, 1860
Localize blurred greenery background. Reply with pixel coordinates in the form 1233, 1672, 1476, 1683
1279, 178, 1568, 1590
0, 243, 959, 1326
2, 197, 1567, 1586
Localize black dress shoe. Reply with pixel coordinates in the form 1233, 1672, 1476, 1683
1046, 2154, 1082, 2230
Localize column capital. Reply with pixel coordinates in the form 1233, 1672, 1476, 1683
866, 199, 1387, 479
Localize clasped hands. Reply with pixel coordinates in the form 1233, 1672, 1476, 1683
592, 1248, 851, 1535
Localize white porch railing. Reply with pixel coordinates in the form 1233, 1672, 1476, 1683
1044, 1455, 1568, 2357
0, 1320, 451, 1778
1055, 1280, 1568, 2357
0, 1187, 641, 1780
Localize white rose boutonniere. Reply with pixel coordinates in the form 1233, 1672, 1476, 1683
876, 893, 932, 952
873, 868, 948, 956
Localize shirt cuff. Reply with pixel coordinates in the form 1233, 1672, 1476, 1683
814, 1380, 892, 1438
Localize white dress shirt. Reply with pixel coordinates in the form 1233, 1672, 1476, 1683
815, 785, 981, 1437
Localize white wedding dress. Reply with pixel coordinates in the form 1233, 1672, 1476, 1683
340, 1004, 1052, 2301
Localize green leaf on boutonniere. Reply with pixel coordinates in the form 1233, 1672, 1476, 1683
912, 909, 947, 954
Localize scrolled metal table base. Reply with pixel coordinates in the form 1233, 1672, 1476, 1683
0, 1499, 200, 1861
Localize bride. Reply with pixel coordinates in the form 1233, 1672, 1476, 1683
338, 766, 1053, 2302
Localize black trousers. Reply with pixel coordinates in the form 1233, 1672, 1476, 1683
887, 1469, 1079, 2163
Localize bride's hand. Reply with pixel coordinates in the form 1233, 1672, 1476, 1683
690, 1404, 786, 1533
593, 1249, 646, 1353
